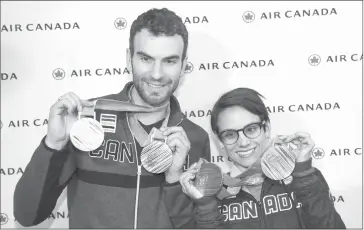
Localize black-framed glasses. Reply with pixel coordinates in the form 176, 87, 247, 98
218, 121, 265, 145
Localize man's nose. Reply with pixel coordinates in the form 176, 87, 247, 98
151, 62, 163, 80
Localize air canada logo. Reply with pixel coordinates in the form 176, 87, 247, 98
1, 22, 80, 32
0, 213, 9, 225
52, 67, 130, 79
0, 167, 24, 176
260, 8, 337, 20
2, 119, 48, 128
53, 68, 66, 80
183, 16, 209, 24
243, 11, 255, 23
114, 18, 127, 30
309, 54, 321, 66
312, 148, 325, 159
185, 62, 194, 73
309, 53, 363, 65
1, 73, 18, 80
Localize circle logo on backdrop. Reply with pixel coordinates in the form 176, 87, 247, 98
308, 54, 321, 66
312, 148, 325, 159
0, 213, 9, 225
184, 62, 194, 74
52, 68, 66, 80
114, 18, 127, 30
243, 11, 255, 23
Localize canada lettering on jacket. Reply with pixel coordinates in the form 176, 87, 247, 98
327, 54, 363, 62
1, 73, 17, 80
330, 148, 362, 156
1, 22, 80, 32
7, 119, 48, 128
266, 103, 340, 113
199, 60, 274, 70
219, 192, 302, 221
0, 167, 24, 175
260, 8, 337, 19
90, 140, 135, 163
183, 16, 209, 24
70, 68, 130, 77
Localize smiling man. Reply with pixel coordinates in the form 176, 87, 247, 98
14, 8, 211, 229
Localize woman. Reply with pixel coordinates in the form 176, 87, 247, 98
179, 88, 346, 229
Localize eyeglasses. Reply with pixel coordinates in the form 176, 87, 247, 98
218, 121, 265, 145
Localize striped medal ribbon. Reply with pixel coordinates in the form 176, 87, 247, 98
69, 92, 168, 152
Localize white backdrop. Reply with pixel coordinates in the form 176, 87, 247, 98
1, 1, 363, 228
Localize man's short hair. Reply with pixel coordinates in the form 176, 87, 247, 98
211, 88, 270, 134
129, 8, 188, 60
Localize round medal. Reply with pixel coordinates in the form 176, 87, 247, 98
261, 144, 295, 181
140, 141, 173, 174
193, 162, 224, 197
70, 118, 105, 152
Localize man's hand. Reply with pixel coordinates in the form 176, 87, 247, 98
161, 126, 191, 183
179, 163, 204, 200
279, 132, 315, 162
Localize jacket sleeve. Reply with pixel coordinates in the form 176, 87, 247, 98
288, 158, 346, 229
163, 134, 213, 228
13, 136, 76, 227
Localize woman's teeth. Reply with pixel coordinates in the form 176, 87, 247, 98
236, 148, 255, 158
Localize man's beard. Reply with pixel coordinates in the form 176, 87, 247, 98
132, 71, 180, 107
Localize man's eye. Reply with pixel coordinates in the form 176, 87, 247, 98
141, 56, 151, 62
165, 60, 177, 64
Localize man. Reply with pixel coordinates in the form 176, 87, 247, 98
14, 8, 211, 229
180, 88, 346, 228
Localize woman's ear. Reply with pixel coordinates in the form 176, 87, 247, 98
263, 121, 271, 139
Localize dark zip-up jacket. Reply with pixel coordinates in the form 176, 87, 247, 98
195, 159, 346, 229
13, 82, 211, 228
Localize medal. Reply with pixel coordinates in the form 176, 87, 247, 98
261, 136, 296, 181
70, 118, 104, 152
140, 129, 173, 174
193, 159, 224, 197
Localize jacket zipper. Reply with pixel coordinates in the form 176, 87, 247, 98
126, 113, 141, 229
126, 101, 184, 229
134, 164, 141, 229
243, 182, 267, 228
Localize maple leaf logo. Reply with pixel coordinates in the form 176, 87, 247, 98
114, 17, 127, 30
52, 68, 65, 80
184, 62, 194, 74
312, 148, 325, 159
243, 11, 255, 23
308, 54, 321, 66
0, 213, 9, 225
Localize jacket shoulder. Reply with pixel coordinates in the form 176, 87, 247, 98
180, 118, 209, 142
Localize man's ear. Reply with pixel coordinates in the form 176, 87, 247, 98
180, 56, 188, 77
126, 48, 132, 72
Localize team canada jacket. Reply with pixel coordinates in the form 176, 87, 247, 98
13, 82, 211, 229
194, 159, 346, 229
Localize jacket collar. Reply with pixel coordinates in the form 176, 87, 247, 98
115, 82, 185, 126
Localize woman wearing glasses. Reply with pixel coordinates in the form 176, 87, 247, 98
179, 88, 346, 229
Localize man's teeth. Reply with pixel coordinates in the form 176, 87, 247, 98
237, 148, 255, 157
148, 83, 163, 88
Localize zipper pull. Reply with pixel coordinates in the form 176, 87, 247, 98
137, 165, 142, 175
